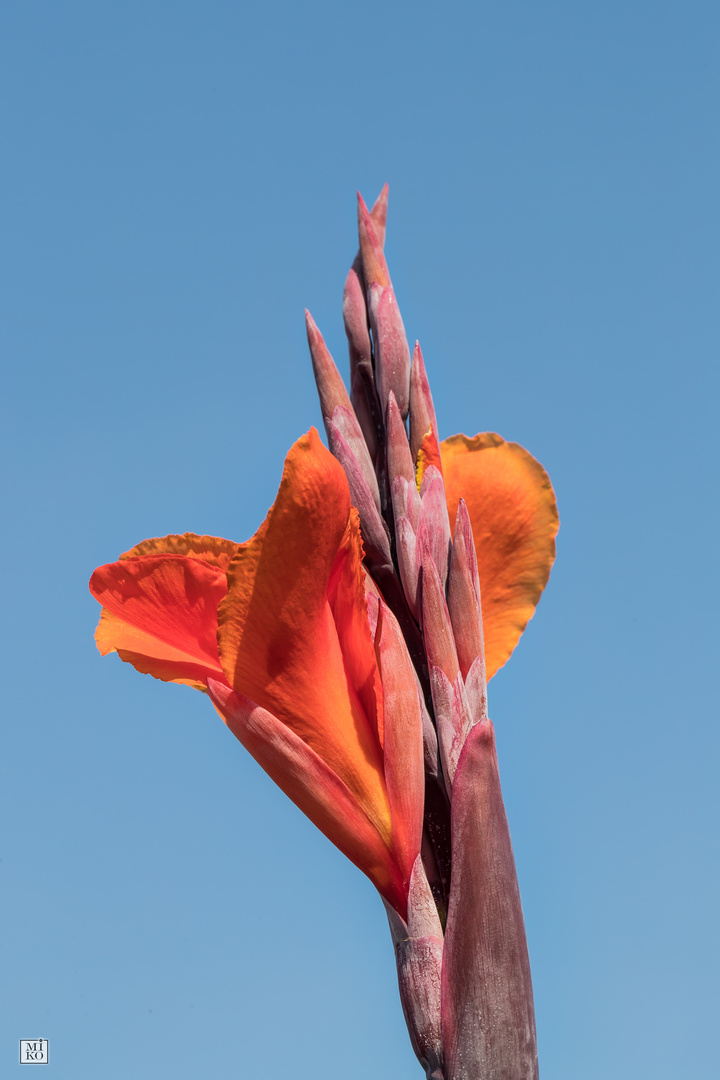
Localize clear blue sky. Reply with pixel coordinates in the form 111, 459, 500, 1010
2, 2, 718, 1077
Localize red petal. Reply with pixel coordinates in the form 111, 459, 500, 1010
90, 542, 233, 689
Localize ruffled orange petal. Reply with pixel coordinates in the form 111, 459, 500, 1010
217, 429, 392, 845
121, 532, 240, 571
440, 434, 558, 679
90, 534, 239, 690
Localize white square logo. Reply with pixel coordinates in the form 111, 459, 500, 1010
19, 1039, 48, 1065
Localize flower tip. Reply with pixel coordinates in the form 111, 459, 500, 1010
455, 496, 471, 535
370, 183, 389, 247
357, 194, 389, 288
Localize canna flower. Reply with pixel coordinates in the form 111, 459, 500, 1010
90, 429, 425, 919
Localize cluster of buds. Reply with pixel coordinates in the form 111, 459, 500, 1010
306, 188, 539, 1080
89, 187, 557, 1080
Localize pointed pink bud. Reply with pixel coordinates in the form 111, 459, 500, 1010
441, 720, 538, 1080
370, 182, 389, 250
375, 599, 425, 884
357, 194, 411, 418
327, 420, 392, 570
386, 391, 416, 486
342, 268, 379, 459
357, 192, 390, 288
416, 468, 452, 589
330, 404, 381, 513
447, 499, 487, 719
305, 309, 353, 419
409, 341, 440, 462
421, 556, 459, 684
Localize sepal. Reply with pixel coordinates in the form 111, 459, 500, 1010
441, 720, 538, 1080
385, 858, 445, 1080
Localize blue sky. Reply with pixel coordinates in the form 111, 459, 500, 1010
1, 2, 718, 1077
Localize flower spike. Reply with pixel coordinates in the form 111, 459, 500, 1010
90, 187, 558, 1080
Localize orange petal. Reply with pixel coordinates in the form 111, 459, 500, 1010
90, 534, 238, 690
121, 532, 240, 571
207, 680, 407, 917
440, 434, 558, 679
217, 429, 392, 846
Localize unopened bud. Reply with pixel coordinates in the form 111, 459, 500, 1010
327, 420, 392, 570
357, 194, 411, 418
